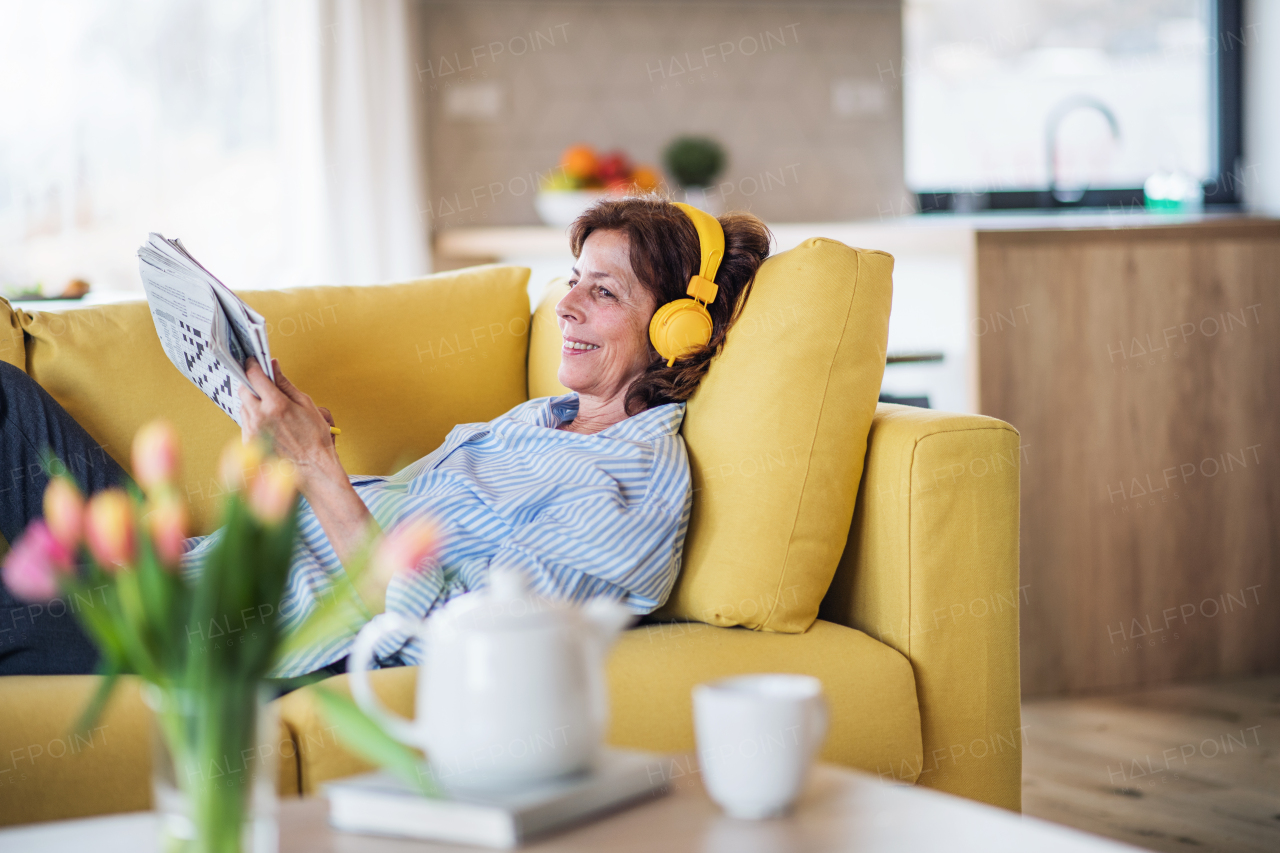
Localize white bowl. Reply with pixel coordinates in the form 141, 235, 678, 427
535, 190, 608, 227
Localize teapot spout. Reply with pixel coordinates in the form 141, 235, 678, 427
582, 597, 634, 648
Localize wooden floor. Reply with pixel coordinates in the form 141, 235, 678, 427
1022, 676, 1280, 853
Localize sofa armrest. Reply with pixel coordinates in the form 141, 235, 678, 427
820, 403, 1023, 811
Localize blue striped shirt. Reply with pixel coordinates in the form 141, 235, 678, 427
180, 394, 691, 677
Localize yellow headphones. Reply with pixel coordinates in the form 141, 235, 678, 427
648, 202, 725, 366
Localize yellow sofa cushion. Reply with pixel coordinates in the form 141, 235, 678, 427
527, 242, 892, 633
527, 278, 571, 400
667, 240, 892, 631
275, 619, 922, 794
17, 266, 531, 534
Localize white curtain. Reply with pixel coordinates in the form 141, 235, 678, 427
274, 0, 431, 286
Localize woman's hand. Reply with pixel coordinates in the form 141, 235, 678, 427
237, 357, 378, 573
237, 357, 338, 494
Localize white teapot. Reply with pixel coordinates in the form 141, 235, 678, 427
348, 570, 632, 793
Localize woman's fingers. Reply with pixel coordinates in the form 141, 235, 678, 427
318, 406, 337, 446
237, 382, 262, 442
243, 357, 282, 405
271, 358, 312, 406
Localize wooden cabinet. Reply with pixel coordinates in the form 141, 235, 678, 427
977, 219, 1280, 696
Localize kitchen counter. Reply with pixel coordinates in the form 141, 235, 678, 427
434, 209, 1250, 259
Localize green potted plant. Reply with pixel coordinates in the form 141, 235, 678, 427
662, 136, 727, 214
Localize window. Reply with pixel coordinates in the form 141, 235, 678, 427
0, 0, 284, 299
903, 0, 1244, 211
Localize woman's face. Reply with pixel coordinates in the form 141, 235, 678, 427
556, 229, 658, 403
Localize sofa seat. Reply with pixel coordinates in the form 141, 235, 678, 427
275, 619, 923, 795
0, 621, 921, 824
0, 674, 309, 825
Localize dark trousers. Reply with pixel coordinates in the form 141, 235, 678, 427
0, 360, 134, 675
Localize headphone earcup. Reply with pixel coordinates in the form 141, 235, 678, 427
649, 298, 714, 364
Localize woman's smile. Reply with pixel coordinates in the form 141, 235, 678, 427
562, 336, 601, 355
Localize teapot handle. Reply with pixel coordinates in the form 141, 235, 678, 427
580, 600, 631, 739
348, 613, 425, 747
807, 694, 830, 758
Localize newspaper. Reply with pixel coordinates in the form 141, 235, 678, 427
137, 233, 274, 427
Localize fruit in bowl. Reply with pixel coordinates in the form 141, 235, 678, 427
535, 145, 663, 226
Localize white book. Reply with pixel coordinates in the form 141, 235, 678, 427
325, 748, 670, 848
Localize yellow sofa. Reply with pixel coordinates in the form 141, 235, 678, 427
0, 246, 1021, 827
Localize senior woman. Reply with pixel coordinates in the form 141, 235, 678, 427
0, 197, 770, 678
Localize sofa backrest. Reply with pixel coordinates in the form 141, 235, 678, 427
529, 238, 893, 633
10, 265, 531, 535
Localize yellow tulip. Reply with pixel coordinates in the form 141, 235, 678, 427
247, 459, 297, 526
85, 489, 136, 569
42, 476, 84, 549
218, 437, 268, 493
146, 493, 189, 568
371, 518, 439, 585
131, 420, 181, 492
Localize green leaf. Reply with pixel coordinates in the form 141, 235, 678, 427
275, 521, 379, 669
70, 665, 120, 738
311, 686, 441, 798
67, 577, 126, 665
275, 591, 367, 668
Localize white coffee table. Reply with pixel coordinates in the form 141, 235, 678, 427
0, 763, 1144, 852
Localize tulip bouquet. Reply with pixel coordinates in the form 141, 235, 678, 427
1, 421, 438, 853
2, 423, 301, 853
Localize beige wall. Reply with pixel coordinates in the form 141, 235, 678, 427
415, 0, 905, 230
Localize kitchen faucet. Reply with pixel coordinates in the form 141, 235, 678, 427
1045, 96, 1121, 204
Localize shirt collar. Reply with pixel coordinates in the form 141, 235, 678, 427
532, 393, 685, 441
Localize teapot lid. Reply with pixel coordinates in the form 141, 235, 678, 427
437, 569, 570, 634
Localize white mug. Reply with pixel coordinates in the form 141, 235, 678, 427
693, 674, 828, 819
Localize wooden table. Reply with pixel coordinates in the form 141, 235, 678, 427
1, 763, 1144, 852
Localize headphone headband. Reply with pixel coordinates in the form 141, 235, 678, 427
672, 202, 725, 301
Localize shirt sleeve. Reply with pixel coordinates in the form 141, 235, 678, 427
377, 469, 692, 665
486, 488, 688, 611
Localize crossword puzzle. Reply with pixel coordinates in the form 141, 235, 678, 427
179, 320, 238, 419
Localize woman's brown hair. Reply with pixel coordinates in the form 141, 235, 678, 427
568, 196, 771, 416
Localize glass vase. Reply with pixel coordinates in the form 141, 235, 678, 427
146, 684, 279, 853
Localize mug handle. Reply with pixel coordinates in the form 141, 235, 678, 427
348, 612, 425, 746
808, 695, 830, 758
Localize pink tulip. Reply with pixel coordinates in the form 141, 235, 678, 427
43, 476, 84, 549
370, 518, 439, 586
146, 494, 189, 568
219, 438, 267, 492
247, 460, 297, 526
1, 521, 74, 602
132, 420, 181, 492
85, 489, 136, 569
